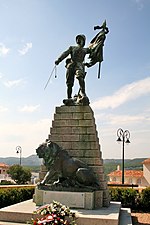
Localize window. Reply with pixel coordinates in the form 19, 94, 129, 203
112, 177, 116, 182
137, 178, 141, 185
129, 178, 132, 184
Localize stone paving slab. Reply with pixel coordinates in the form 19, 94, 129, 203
0, 199, 122, 225
0, 222, 27, 225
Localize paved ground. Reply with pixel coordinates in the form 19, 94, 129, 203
131, 212, 150, 225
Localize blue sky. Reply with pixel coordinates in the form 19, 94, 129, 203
0, 0, 150, 159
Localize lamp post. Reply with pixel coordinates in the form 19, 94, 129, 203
116, 128, 130, 184
16, 146, 22, 166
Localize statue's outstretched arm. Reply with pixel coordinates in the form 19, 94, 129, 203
55, 47, 72, 65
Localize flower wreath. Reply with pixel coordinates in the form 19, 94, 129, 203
30, 201, 77, 225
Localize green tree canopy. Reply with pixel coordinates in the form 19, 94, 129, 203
7, 164, 31, 184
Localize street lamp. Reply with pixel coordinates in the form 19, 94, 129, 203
16, 146, 22, 166
116, 128, 130, 184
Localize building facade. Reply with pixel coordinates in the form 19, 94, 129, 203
0, 163, 12, 182
108, 158, 150, 187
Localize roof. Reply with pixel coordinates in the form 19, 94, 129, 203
142, 158, 150, 164
108, 170, 143, 178
0, 163, 10, 168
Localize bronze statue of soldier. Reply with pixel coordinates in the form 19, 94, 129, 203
54, 21, 109, 105
55, 34, 91, 105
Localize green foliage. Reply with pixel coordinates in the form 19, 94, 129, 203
140, 187, 150, 211
0, 187, 35, 208
0, 180, 15, 185
109, 187, 150, 211
25, 165, 40, 172
7, 164, 32, 184
109, 188, 138, 208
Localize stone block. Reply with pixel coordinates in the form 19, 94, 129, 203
72, 126, 87, 134
78, 158, 102, 166
90, 166, 104, 174
55, 141, 72, 150
79, 119, 94, 126
84, 112, 94, 120
79, 134, 97, 142
71, 141, 91, 150
94, 190, 103, 208
35, 190, 95, 209
54, 113, 73, 120
103, 198, 111, 207
90, 141, 100, 149
99, 181, 107, 190
50, 135, 63, 142
62, 134, 79, 142
95, 173, 105, 181
56, 106, 93, 113
34, 188, 44, 206
52, 119, 79, 127
84, 192, 94, 209
86, 126, 97, 134
68, 149, 101, 158
50, 127, 72, 134
73, 112, 84, 119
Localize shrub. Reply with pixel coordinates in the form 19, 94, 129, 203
0, 187, 35, 208
0, 180, 15, 185
140, 187, 150, 211
109, 187, 150, 211
109, 188, 138, 208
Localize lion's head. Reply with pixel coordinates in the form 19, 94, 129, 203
36, 140, 63, 168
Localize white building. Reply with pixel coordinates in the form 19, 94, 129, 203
0, 163, 12, 182
108, 158, 150, 187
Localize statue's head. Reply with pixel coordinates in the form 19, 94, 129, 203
36, 140, 60, 159
76, 34, 86, 47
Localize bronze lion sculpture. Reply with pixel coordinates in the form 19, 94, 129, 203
36, 140, 99, 189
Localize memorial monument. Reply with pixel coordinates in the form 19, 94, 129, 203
34, 20, 110, 209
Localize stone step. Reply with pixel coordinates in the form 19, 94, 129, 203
0, 199, 122, 225
119, 208, 132, 225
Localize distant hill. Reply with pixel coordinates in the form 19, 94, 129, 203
0, 154, 41, 166
104, 158, 146, 168
0, 155, 147, 171
0, 155, 146, 170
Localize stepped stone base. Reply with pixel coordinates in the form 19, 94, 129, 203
0, 200, 121, 225
38, 105, 110, 208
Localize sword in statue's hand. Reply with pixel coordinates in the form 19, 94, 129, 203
44, 65, 57, 90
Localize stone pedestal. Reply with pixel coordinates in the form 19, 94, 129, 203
38, 105, 110, 208
34, 187, 103, 209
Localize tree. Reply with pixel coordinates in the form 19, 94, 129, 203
7, 164, 32, 184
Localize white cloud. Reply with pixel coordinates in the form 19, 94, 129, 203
18, 42, 32, 55
0, 43, 10, 57
91, 77, 150, 110
0, 118, 51, 157
19, 104, 40, 113
0, 105, 8, 112
95, 112, 149, 126
3, 79, 24, 88
0, 73, 3, 79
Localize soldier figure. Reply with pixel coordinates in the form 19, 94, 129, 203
55, 34, 91, 100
